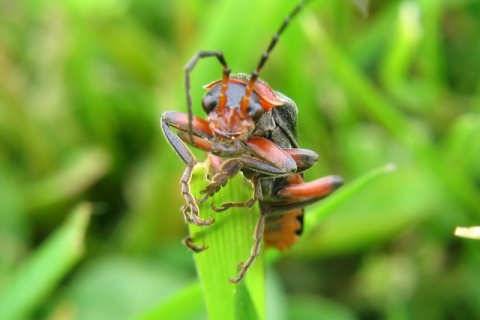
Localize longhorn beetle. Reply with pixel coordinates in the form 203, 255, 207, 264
161, 0, 343, 283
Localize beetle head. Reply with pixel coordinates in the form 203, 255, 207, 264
202, 75, 284, 140
202, 81, 263, 139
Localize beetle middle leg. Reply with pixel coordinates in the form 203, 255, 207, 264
208, 144, 321, 212
199, 158, 243, 202
211, 177, 263, 212
199, 155, 291, 204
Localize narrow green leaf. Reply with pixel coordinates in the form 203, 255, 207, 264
187, 161, 265, 320
234, 281, 259, 320
0, 203, 92, 320
26, 149, 111, 211
380, 2, 422, 91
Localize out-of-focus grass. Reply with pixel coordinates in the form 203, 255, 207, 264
1, 0, 480, 319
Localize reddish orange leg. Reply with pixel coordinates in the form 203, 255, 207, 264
276, 175, 343, 199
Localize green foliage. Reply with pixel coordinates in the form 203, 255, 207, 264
188, 163, 265, 320
0, 204, 91, 320
1, 0, 480, 319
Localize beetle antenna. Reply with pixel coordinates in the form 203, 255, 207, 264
240, 1, 309, 114
185, 51, 231, 143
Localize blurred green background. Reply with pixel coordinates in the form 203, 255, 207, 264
1, 0, 480, 319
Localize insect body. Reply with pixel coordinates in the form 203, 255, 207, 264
161, 1, 343, 283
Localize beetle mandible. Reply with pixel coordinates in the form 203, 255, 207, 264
161, 0, 343, 283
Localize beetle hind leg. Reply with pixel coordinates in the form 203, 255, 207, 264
275, 175, 343, 200
229, 210, 266, 284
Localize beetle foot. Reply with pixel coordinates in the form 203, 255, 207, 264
197, 193, 212, 204
180, 165, 214, 226
181, 203, 215, 226
211, 198, 258, 212
211, 202, 229, 212
228, 261, 247, 284
183, 236, 208, 253
198, 184, 220, 202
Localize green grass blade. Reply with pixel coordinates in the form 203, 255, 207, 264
187, 162, 265, 320
0, 203, 92, 320
234, 281, 260, 320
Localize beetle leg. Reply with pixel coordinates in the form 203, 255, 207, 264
261, 175, 343, 215
211, 177, 263, 212
199, 138, 312, 205
162, 111, 213, 144
180, 165, 215, 226
229, 210, 266, 284
183, 235, 208, 253
202, 137, 302, 207
261, 175, 343, 251
199, 158, 243, 202
161, 113, 215, 226
177, 131, 213, 152
199, 155, 292, 203
276, 175, 343, 199
283, 148, 318, 172
245, 137, 297, 173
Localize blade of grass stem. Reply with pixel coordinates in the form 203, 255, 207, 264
188, 162, 265, 320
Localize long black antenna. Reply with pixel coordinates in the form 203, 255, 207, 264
185, 51, 231, 144
240, 0, 311, 114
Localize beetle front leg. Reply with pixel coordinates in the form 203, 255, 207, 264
161, 113, 214, 226
179, 165, 214, 226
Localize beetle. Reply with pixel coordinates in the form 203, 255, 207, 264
161, 0, 343, 283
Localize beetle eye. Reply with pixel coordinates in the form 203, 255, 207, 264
247, 102, 264, 121
202, 94, 218, 113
